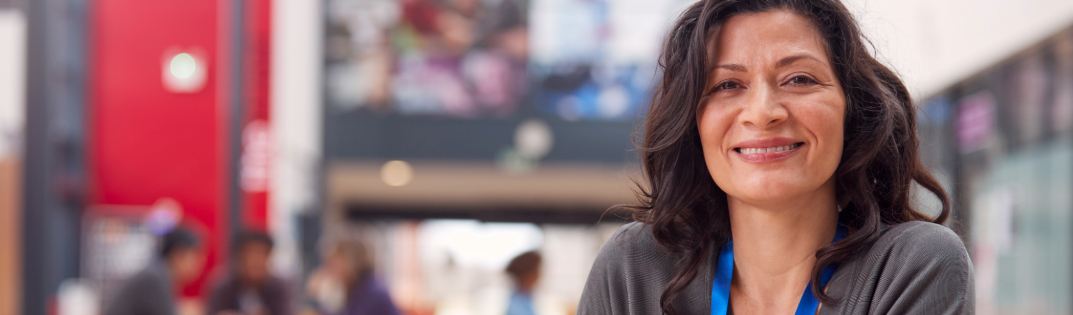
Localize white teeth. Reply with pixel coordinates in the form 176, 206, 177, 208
739, 143, 800, 155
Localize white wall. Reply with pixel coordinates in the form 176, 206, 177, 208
0, 10, 25, 159
270, 0, 322, 278
0, 9, 23, 315
845, 0, 1073, 99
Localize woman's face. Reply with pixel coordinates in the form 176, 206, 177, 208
697, 10, 845, 206
325, 247, 355, 283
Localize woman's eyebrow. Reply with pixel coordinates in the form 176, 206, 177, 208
713, 64, 747, 72
714, 54, 824, 73
776, 54, 823, 68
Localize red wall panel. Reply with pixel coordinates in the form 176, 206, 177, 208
91, 0, 228, 298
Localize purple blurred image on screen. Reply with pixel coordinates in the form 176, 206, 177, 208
325, 0, 691, 121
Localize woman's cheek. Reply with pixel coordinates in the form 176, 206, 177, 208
806, 97, 846, 168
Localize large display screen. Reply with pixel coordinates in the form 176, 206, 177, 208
326, 0, 529, 118
325, 0, 691, 121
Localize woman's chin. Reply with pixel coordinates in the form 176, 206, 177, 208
724, 182, 813, 206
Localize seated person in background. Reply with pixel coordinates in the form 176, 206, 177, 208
105, 226, 206, 315
505, 251, 542, 315
207, 231, 292, 315
305, 231, 398, 315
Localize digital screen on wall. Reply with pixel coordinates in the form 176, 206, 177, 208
324, 0, 693, 162
325, 0, 690, 120
325, 0, 530, 118
528, 0, 678, 120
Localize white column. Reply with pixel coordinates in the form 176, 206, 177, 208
0, 9, 25, 315
0, 10, 25, 159
270, 0, 322, 278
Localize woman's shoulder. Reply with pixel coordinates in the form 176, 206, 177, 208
589, 221, 674, 269
598, 221, 704, 263
872, 220, 968, 261
863, 220, 972, 280
604, 221, 660, 251
829, 220, 974, 314
578, 221, 713, 314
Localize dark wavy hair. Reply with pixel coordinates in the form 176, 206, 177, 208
621, 0, 952, 313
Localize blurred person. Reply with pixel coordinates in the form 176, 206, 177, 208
104, 226, 206, 315
504, 251, 541, 315
207, 231, 292, 315
577, 1, 973, 314
304, 232, 398, 315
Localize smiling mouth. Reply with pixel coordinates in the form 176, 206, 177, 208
734, 142, 804, 155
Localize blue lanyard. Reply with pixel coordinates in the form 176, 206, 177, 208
711, 227, 847, 315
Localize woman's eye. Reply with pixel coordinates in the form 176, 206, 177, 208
715, 81, 740, 91
787, 75, 817, 86
706, 81, 740, 95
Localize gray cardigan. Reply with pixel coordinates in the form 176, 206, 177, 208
577, 221, 974, 314
104, 261, 176, 315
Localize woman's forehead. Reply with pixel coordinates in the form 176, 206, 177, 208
708, 10, 829, 67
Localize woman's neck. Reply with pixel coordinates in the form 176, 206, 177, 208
726, 179, 839, 313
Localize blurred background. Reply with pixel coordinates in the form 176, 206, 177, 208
2, 0, 1073, 314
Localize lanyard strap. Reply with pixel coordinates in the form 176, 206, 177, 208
711, 227, 847, 315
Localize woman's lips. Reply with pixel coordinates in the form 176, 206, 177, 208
734, 142, 804, 163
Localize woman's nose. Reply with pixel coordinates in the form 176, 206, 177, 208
737, 83, 788, 129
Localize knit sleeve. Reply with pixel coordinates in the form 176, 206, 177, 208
868, 221, 975, 315
576, 222, 714, 315
576, 223, 631, 315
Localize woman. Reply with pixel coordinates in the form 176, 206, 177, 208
577, 1, 974, 314
305, 231, 399, 315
